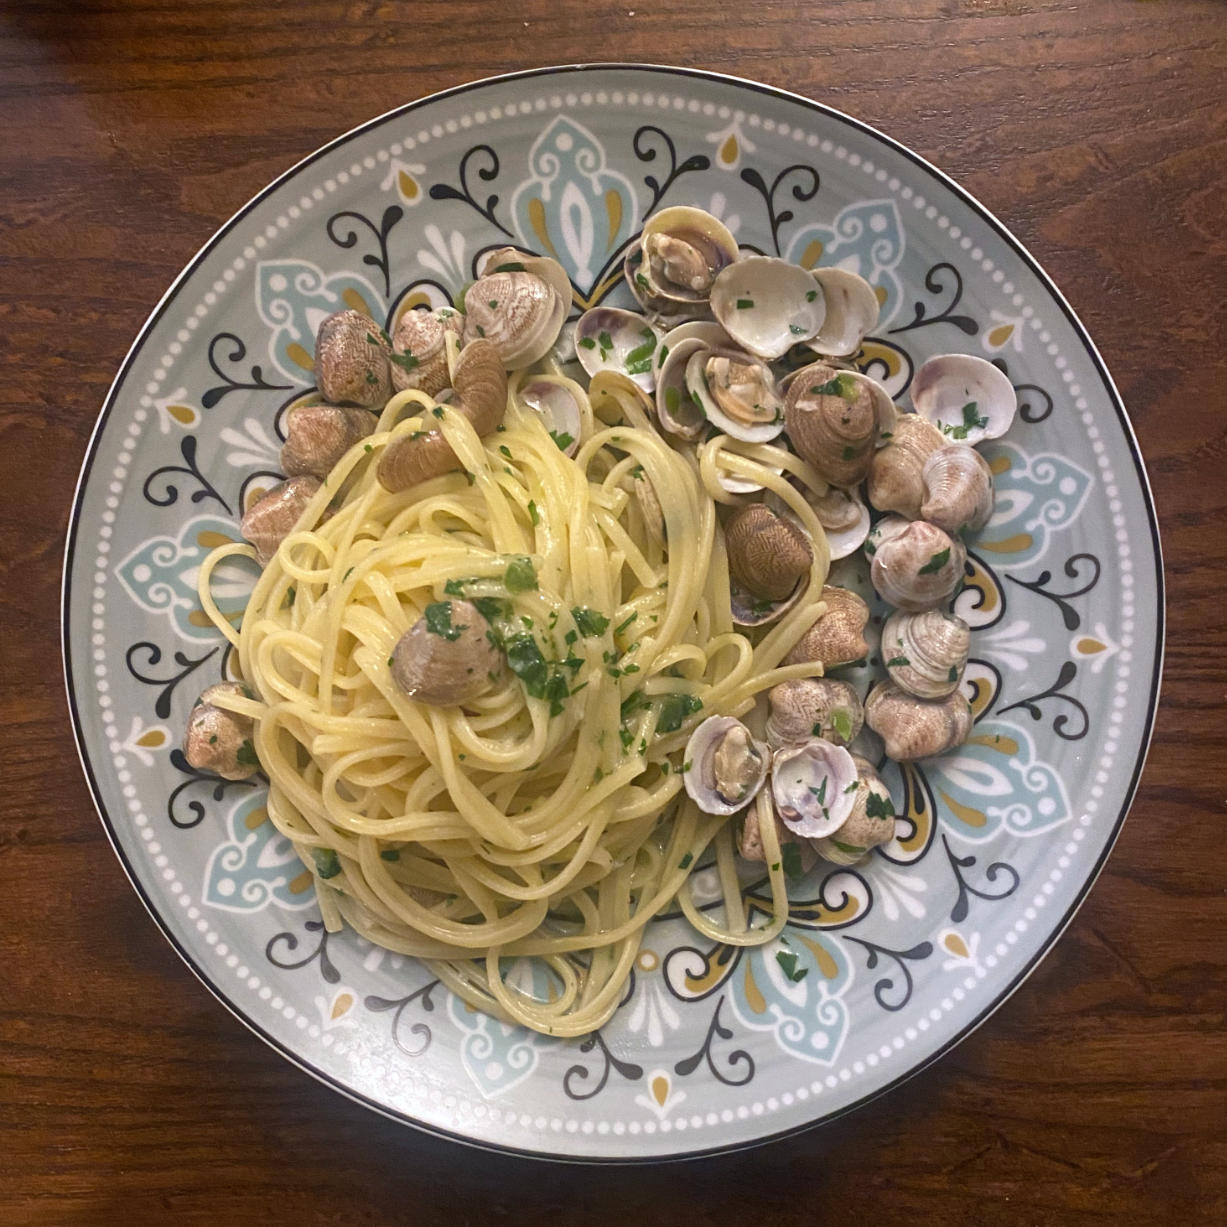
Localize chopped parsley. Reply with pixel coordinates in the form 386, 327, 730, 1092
789, 324, 806, 335
624, 328, 657, 377
843, 781, 860, 794
809, 373, 858, 400
775, 950, 808, 982
614, 611, 638, 636
578, 336, 597, 350
235, 740, 259, 768
597, 329, 614, 356
487, 299, 499, 310
841, 444, 858, 461
571, 606, 610, 638
380, 849, 401, 862
311, 847, 341, 879
499, 444, 512, 459
810, 777, 829, 805
781, 842, 805, 879
491, 260, 525, 273
527, 499, 540, 526
678, 852, 694, 870
948, 665, 960, 682
866, 791, 896, 821
389, 350, 420, 373
942, 400, 989, 440
735, 298, 754, 309
831, 708, 853, 742
431, 406, 445, 419
831, 839, 864, 856
504, 556, 538, 593
918, 547, 951, 575
549, 429, 574, 451
655, 693, 703, 734
424, 601, 466, 641
805, 289, 818, 302
285, 586, 296, 607
887, 655, 911, 668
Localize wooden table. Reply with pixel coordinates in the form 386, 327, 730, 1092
3, 1, 1224, 1221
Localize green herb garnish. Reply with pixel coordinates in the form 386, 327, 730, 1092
865, 792, 896, 820
311, 847, 341, 879
918, 548, 951, 575
504, 556, 538, 592
775, 950, 808, 982
655, 693, 703, 734
571, 607, 610, 638
424, 601, 466, 641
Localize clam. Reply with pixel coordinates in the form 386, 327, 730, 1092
315, 309, 392, 408
463, 247, 571, 369
724, 503, 813, 601
866, 413, 947, 518
517, 378, 584, 457
686, 349, 785, 442
654, 335, 709, 440
765, 678, 864, 748
865, 681, 973, 761
682, 716, 771, 817
280, 404, 375, 479
737, 791, 818, 873
881, 608, 970, 699
730, 576, 807, 629
870, 520, 967, 611
710, 256, 826, 360
766, 482, 870, 561
183, 682, 259, 781
911, 353, 1018, 446
389, 307, 463, 396
240, 475, 322, 565
770, 739, 859, 839
811, 754, 897, 865
784, 364, 897, 487
808, 267, 880, 358
920, 443, 995, 535
631, 205, 739, 309
574, 307, 663, 393
783, 586, 870, 670
391, 599, 504, 706
863, 513, 911, 560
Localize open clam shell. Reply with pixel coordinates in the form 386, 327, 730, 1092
811, 754, 897, 865
770, 738, 859, 839
766, 481, 871, 561
686, 348, 785, 443
911, 353, 1017, 445
638, 206, 739, 306
730, 573, 808, 628
516, 377, 585, 457
809, 267, 880, 358
682, 716, 771, 817
654, 336, 710, 440
574, 307, 663, 393
710, 256, 826, 360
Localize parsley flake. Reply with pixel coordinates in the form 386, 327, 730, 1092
918, 547, 951, 575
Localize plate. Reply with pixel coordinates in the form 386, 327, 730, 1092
63, 65, 1162, 1161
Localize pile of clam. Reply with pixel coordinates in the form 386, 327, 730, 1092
591, 205, 1017, 868
198, 204, 1018, 876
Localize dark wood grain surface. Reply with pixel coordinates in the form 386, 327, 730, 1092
2, 1, 1224, 1222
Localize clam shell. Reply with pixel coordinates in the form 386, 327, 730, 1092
654, 336, 709, 440
865, 681, 973, 761
920, 443, 995, 535
638, 206, 739, 304
389, 308, 462, 395
866, 413, 947, 518
784, 364, 896, 487
463, 270, 565, 369
911, 353, 1017, 445
809, 267, 881, 357
574, 307, 663, 393
765, 678, 864, 748
683, 716, 771, 816
710, 256, 826, 360
724, 503, 813, 601
280, 404, 376, 480
517, 378, 584, 457
391, 599, 503, 707
737, 790, 818, 872
770, 739, 859, 839
870, 520, 967, 612
783, 585, 870, 669
811, 754, 897, 864
686, 349, 785, 442
765, 482, 870, 561
881, 608, 970, 699
730, 575, 807, 628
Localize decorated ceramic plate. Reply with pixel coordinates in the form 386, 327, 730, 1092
63, 65, 1162, 1161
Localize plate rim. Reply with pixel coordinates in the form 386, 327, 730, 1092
60, 61, 1166, 1164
